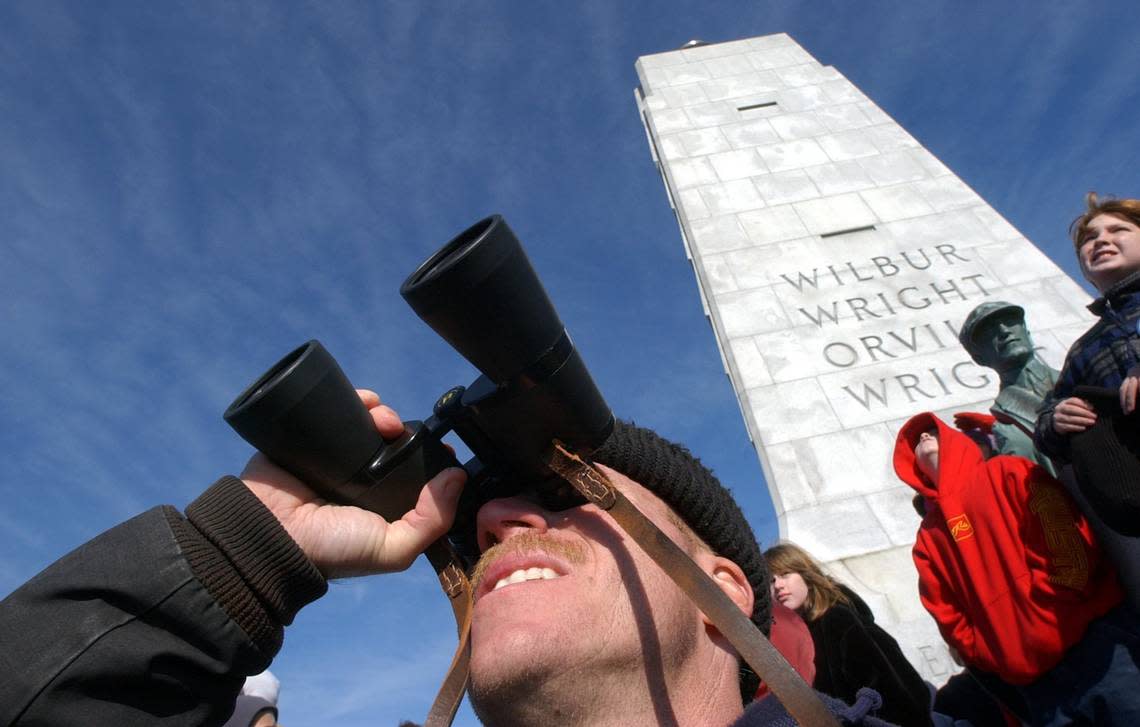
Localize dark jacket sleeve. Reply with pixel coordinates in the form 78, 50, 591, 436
840, 619, 931, 727
814, 607, 932, 727
1034, 389, 1071, 463
1035, 336, 1091, 463
0, 477, 327, 726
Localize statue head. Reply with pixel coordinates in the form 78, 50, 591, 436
959, 301, 1033, 374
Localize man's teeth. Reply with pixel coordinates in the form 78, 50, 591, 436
493, 567, 560, 591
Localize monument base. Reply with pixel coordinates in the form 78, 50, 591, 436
829, 545, 958, 685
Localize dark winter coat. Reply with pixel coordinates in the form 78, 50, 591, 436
807, 585, 932, 727
1035, 269, 1140, 461
0, 477, 326, 725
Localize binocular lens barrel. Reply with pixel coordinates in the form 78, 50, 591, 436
223, 341, 384, 494
401, 215, 565, 384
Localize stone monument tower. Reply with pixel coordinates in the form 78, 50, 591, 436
634, 34, 1093, 682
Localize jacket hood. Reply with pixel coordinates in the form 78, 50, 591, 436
893, 412, 984, 498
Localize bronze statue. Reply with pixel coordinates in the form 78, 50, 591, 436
959, 301, 1059, 473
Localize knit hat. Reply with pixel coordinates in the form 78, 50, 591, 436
222, 669, 279, 727
592, 419, 771, 700
1068, 386, 1140, 536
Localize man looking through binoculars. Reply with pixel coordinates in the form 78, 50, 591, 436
0, 390, 888, 725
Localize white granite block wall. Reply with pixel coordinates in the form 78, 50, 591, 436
635, 34, 1092, 685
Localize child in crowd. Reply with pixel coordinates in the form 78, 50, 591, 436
765, 542, 933, 727
1034, 196, 1140, 480
1032, 194, 1140, 608
896, 412, 1139, 726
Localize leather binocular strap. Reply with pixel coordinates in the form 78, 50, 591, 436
547, 442, 841, 727
422, 539, 474, 727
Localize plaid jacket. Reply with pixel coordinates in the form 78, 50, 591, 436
1036, 270, 1140, 460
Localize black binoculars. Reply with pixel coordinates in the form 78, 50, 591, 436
224, 215, 614, 562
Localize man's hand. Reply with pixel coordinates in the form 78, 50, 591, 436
240, 389, 466, 579
1121, 365, 1140, 415
1053, 396, 1098, 435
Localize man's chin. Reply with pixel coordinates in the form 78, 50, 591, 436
470, 623, 557, 690
468, 652, 562, 724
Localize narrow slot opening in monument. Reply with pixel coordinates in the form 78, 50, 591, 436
820, 224, 877, 239
737, 101, 778, 112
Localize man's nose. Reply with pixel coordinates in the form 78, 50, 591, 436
475, 495, 552, 551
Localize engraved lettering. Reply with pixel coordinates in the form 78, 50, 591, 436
800, 303, 842, 327
930, 278, 967, 305
896, 373, 937, 402
780, 269, 821, 292
901, 249, 932, 271
887, 328, 920, 354
842, 379, 891, 409
847, 296, 881, 321
952, 361, 991, 389
874, 291, 898, 315
859, 334, 896, 362
918, 645, 951, 677
846, 261, 874, 282
929, 367, 952, 395
899, 286, 932, 310
827, 264, 844, 286
824, 342, 859, 368
961, 273, 990, 296
922, 322, 945, 348
935, 243, 969, 264
872, 255, 900, 277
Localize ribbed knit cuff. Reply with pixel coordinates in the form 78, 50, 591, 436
170, 476, 327, 655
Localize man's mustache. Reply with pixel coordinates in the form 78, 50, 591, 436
470, 531, 589, 592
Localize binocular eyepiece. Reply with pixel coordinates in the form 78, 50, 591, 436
224, 215, 613, 559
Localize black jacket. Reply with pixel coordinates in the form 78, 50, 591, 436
0, 477, 326, 725
807, 586, 932, 727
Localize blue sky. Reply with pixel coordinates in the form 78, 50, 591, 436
2, 2, 1138, 724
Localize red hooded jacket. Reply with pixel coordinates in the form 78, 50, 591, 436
894, 412, 1121, 684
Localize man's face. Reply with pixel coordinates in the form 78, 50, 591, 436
971, 311, 1032, 372
1079, 213, 1140, 291
914, 429, 939, 483
466, 465, 709, 714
